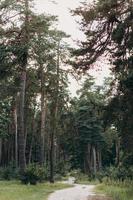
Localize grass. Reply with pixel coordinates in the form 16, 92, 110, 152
0, 181, 71, 200
96, 182, 133, 200
76, 179, 99, 185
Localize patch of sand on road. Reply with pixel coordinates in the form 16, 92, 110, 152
48, 184, 96, 200
48, 184, 113, 200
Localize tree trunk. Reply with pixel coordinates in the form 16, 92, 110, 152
19, 71, 26, 171
92, 145, 97, 174
49, 105, 58, 183
97, 149, 102, 170
49, 123, 55, 183
0, 139, 2, 165
115, 138, 120, 166
18, 0, 29, 172
49, 40, 60, 183
40, 69, 47, 165
87, 143, 91, 173
12, 102, 18, 168
84, 143, 91, 174
28, 115, 36, 164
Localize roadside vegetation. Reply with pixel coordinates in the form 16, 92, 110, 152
96, 180, 133, 200
0, 181, 71, 200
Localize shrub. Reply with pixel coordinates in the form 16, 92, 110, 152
0, 166, 19, 180
95, 171, 105, 183
68, 169, 89, 183
55, 161, 71, 176
54, 173, 62, 181
0, 168, 11, 180
105, 166, 133, 181
122, 153, 133, 167
20, 164, 47, 185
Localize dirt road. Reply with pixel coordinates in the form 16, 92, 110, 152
48, 184, 96, 200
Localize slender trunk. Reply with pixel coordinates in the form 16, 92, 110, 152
84, 143, 91, 174
92, 145, 97, 174
49, 122, 54, 183
87, 143, 91, 173
115, 138, 120, 166
49, 105, 58, 183
0, 139, 2, 165
13, 104, 18, 168
19, 0, 29, 172
40, 69, 47, 165
98, 149, 102, 170
90, 145, 93, 173
19, 71, 26, 171
28, 115, 36, 164
8, 124, 12, 165
28, 138, 33, 164
49, 40, 60, 183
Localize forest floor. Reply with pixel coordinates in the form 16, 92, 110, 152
48, 184, 110, 200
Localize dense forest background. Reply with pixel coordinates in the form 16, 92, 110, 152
0, 0, 132, 184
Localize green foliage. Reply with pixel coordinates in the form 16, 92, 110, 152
0, 164, 19, 180
0, 100, 11, 138
72, 78, 105, 170
96, 181, 133, 200
55, 161, 71, 176
97, 166, 133, 183
72, 0, 133, 170
0, 181, 71, 200
20, 164, 47, 185
0, 0, 132, 183
122, 153, 133, 167
0, 169, 19, 181
68, 169, 89, 183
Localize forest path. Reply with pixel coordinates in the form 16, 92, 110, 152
48, 184, 96, 200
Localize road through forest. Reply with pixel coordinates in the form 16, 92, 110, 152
48, 184, 96, 200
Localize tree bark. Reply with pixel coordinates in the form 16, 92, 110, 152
115, 138, 120, 166
49, 122, 55, 183
18, 0, 29, 172
28, 114, 36, 164
49, 40, 60, 183
0, 139, 2, 165
19, 71, 26, 171
92, 145, 97, 174
12, 101, 18, 168
97, 149, 102, 170
85, 143, 91, 174
40, 69, 47, 165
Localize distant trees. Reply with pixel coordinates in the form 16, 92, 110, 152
61, 77, 105, 175
72, 0, 133, 167
76, 78, 104, 174
0, 0, 71, 181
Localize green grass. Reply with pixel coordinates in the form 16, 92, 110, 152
76, 179, 99, 185
0, 181, 71, 200
96, 183, 133, 200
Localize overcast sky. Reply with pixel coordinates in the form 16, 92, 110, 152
34, 0, 85, 44
34, 0, 110, 96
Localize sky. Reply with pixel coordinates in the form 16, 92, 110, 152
34, 0, 85, 44
34, 0, 110, 96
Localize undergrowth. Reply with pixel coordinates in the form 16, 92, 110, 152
96, 179, 133, 200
